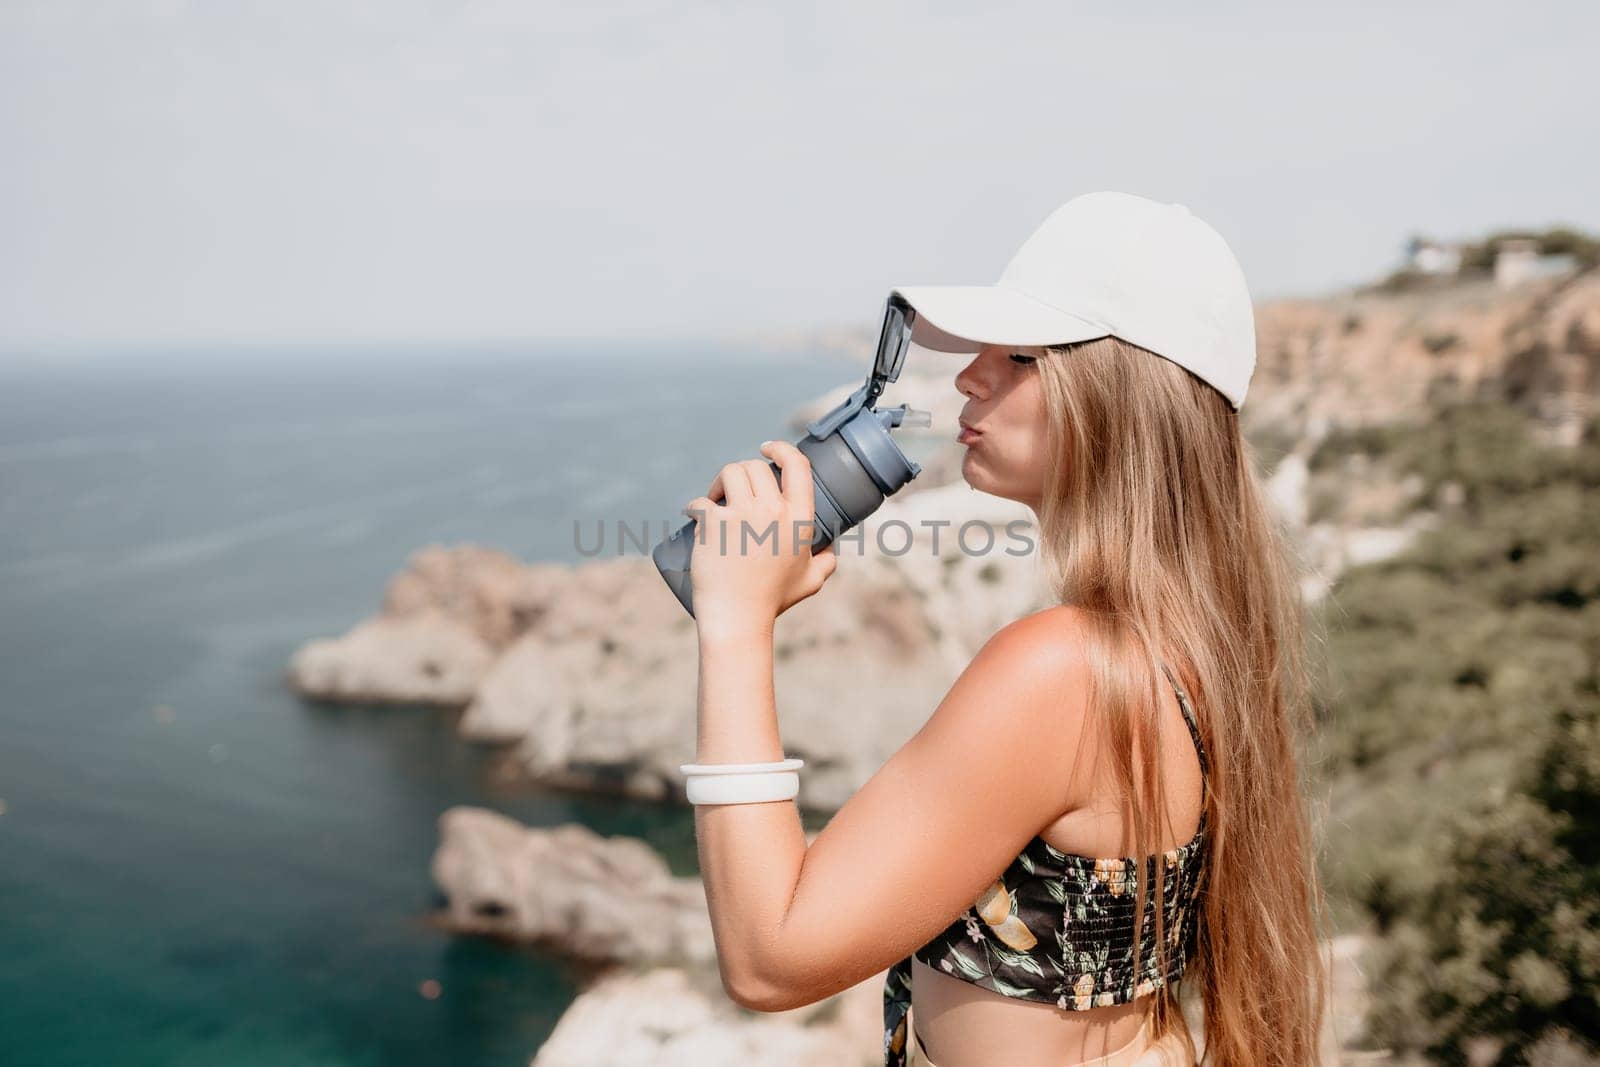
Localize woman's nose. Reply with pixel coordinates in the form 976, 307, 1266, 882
954, 355, 987, 400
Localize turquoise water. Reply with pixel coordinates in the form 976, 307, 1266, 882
0, 344, 861, 1066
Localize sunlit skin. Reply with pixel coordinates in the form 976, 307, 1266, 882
680, 347, 1202, 1065
952, 343, 1054, 513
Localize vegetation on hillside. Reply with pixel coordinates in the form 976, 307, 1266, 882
1309, 400, 1600, 1062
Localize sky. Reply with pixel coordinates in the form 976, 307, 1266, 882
2, 1, 1595, 351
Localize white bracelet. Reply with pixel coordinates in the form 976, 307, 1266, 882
679, 758, 805, 775
685, 772, 799, 804
679, 758, 805, 805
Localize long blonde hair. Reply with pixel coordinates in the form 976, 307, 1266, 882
1033, 336, 1327, 1065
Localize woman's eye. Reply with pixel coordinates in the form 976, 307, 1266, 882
1008, 352, 1037, 366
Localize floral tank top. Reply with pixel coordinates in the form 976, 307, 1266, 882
881, 662, 1210, 1067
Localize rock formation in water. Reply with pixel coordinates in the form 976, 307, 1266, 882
431, 806, 715, 965
288, 489, 1044, 810
527, 963, 885, 1067
431, 807, 891, 1066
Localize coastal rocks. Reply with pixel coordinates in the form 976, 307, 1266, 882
529, 965, 885, 1067
857, 479, 1047, 663
456, 633, 579, 749
462, 558, 704, 801
286, 543, 542, 705
431, 806, 715, 966
1298, 515, 1439, 604
430, 808, 888, 1066
1265, 448, 1312, 532
1248, 267, 1600, 437
286, 609, 494, 706
1503, 268, 1600, 447
288, 476, 1044, 810
1260, 430, 1440, 604
381, 543, 541, 651
463, 539, 1017, 811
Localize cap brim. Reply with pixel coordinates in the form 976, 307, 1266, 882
890, 284, 1112, 353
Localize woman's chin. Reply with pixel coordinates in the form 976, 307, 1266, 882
960, 452, 991, 492
960, 462, 1024, 507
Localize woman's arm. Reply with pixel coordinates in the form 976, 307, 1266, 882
691, 624, 804, 1004
680, 441, 1093, 1011
694, 607, 1092, 1012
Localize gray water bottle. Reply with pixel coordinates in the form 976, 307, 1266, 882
652, 295, 931, 617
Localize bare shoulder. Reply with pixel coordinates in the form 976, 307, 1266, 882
978, 604, 1096, 680
953, 604, 1096, 733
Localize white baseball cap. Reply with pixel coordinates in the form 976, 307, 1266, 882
892, 190, 1257, 410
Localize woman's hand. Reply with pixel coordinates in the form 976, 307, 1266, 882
681, 440, 839, 640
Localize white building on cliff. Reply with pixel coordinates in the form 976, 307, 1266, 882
1492, 238, 1579, 289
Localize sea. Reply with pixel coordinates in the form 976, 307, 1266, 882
0, 342, 873, 1066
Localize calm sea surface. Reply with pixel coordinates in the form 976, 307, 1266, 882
0, 343, 865, 1066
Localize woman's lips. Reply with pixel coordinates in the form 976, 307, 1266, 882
957, 424, 982, 445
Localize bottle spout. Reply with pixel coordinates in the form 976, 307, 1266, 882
882, 405, 932, 429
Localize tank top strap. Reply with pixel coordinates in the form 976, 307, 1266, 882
1159, 660, 1209, 783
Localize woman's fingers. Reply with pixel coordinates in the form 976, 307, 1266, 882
682, 495, 721, 523
695, 448, 830, 577
782, 542, 837, 606
740, 458, 779, 501
759, 440, 813, 515
712, 461, 754, 506
809, 542, 838, 587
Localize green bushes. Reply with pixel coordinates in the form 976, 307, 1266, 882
1312, 402, 1600, 1060
1365, 698, 1600, 1062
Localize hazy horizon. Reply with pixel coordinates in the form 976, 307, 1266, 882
4, 1, 1596, 352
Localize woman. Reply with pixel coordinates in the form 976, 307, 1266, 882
677, 192, 1327, 1066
